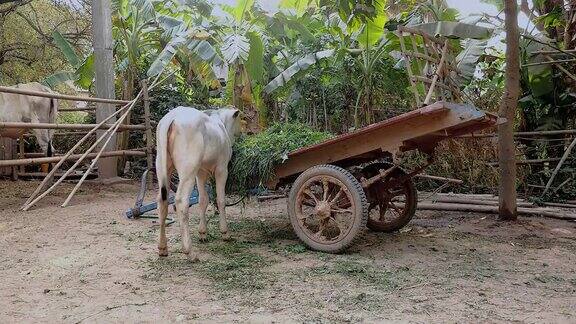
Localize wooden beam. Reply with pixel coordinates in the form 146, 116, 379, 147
458, 129, 576, 138
415, 202, 576, 220
142, 80, 154, 173
424, 40, 449, 105
0, 86, 130, 105
0, 122, 145, 131
0, 150, 146, 167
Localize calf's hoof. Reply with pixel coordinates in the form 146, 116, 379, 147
221, 231, 231, 241
188, 252, 200, 263
158, 247, 168, 257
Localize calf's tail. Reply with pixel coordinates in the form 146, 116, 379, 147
156, 118, 173, 202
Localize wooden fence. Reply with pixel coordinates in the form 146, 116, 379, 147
0, 83, 153, 177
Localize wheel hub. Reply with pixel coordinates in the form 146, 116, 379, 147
315, 201, 331, 219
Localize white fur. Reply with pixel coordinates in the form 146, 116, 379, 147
0, 82, 58, 154
155, 106, 240, 260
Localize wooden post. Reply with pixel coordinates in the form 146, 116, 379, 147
141, 80, 154, 172
498, 0, 521, 221
92, 0, 117, 179
18, 134, 25, 175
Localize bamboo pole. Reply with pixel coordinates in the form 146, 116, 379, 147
543, 136, 576, 195
487, 158, 562, 166
0, 86, 130, 105
0, 150, 145, 167
545, 55, 576, 82
429, 197, 534, 208
142, 80, 154, 172
24, 131, 91, 137
0, 122, 145, 131
522, 58, 576, 67
398, 31, 422, 107
458, 129, 576, 138
414, 202, 576, 220
21, 102, 131, 209
543, 202, 576, 209
424, 40, 449, 105
18, 134, 25, 175
416, 174, 463, 184
59, 107, 97, 112
61, 91, 142, 207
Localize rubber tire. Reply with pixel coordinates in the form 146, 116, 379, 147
363, 163, 418, 233
287, 164, 369, 253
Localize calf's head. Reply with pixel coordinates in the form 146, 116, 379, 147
217, 107, 243, 143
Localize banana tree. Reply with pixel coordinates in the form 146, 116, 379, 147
113, 0, 161, 100
217, 0, 266, 131
43, 30, 94, 90
264, 0, 389, 127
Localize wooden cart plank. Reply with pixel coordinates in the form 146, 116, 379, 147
269, 102, 495, 187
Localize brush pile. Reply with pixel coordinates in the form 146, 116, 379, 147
227, 123, 331, 194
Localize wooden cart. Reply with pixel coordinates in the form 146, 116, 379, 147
266, 101, 498, 253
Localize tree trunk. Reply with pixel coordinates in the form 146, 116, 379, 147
116, 72, 134, 175
92, 0, 117, 179
498, 0, 521, 221
232, 65, 244, 112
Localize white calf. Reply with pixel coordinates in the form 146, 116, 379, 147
155, 106, 241, 261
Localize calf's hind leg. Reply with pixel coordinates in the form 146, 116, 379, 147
175, 170, 199, 261
215, 166, 230, 241
196, 170, 210, 242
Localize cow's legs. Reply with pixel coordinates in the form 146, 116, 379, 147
196, 170, 210, 242
175, 171, 198, 261
215, 166, 229, 240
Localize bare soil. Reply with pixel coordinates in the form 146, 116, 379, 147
0, 180, 575, 323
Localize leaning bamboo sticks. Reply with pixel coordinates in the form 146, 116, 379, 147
61, 92, 143, 207
543, 136, 576, 195
60, 73, 164, 208
22, 98, 141, 211
20, 73, 164, 211
21, 102, 132, 209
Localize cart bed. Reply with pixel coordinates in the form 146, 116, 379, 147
269, 102, 498, 187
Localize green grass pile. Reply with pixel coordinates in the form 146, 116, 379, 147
227, 123, 332, 194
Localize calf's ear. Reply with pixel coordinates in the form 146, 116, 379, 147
233, 110, 240, 118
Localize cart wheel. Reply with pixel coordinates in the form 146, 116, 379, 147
361, 162, 417, 232
288, 165, 368, 253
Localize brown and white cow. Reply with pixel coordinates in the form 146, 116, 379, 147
0, 82, 58, 156
155, 106, 241, 261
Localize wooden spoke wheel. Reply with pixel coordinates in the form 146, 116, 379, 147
361, 162, 417, 232
288, 165, 368, 253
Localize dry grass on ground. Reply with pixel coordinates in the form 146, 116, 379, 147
0, 180, 575, 323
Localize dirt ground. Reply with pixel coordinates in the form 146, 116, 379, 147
1, 180, 575, 323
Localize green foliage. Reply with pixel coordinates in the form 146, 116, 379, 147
412, 21, 492, 39
51, 30, 80, 67
45, 31, 95, 89
228, 123, 332, 193
246, 32, 264, 83
0, 0, 90, 85
264, 49, 335, 94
